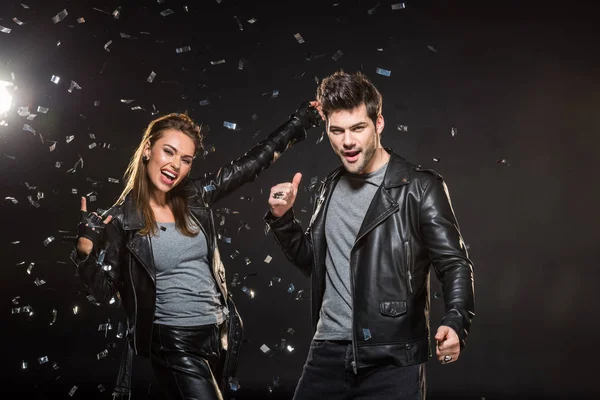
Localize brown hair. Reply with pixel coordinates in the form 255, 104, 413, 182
316, 70, 382, 125
114, 113, 204, 237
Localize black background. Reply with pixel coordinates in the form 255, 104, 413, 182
1, 0, 599, 399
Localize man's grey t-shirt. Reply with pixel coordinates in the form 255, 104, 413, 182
151, 221, 224, 326
314, 162, 388, 340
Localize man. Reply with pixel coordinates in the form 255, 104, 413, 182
264, 70, 475, 399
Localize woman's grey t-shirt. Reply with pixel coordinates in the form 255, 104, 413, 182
151, 221, 224, 326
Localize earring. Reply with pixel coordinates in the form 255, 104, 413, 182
142, 155, 149, 163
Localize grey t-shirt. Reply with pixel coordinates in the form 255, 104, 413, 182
151, 221, 224, 326
314, 162, 388, 340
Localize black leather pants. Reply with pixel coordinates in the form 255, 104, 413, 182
151, 323, 224, 400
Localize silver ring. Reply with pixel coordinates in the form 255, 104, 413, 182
272, 191, 285, 199
443, 355, 452, 362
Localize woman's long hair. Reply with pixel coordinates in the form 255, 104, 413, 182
114, 113, 204, 237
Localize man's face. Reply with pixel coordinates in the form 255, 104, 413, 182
326, 103, 384, 174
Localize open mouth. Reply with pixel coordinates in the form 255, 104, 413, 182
160, 169, 178, 185
343, 150, 361, 163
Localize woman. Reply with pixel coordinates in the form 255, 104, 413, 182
71, 102, 320, 400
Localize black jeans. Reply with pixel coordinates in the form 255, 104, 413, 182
151, 323, 224, 400
293, 340, 426, 400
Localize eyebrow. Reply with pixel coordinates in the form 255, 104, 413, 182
329, 122, 369, 130
164, 144, 193, 159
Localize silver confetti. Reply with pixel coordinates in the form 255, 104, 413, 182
97, 349, 109, 360
68, 81, 81, 93
13, 18, 26, 25
50, 309, 57, 325
88, 142, 97, 149
160, 9, 175, 17
241, 286, 255, 298
238, 58, 248, 70
66, 135, 74, 143
293, 33, 305, 44
176, 46, 191, 53
23, 124, 36, 134
120, 99, 135, 104
104, 40, 112, 52
27, 262, 34, 274
397, 125, 408, 132
199, 99, 210, 106
248, 18, 257, 24
68, 386, 78, 396
332, 50, 343, 61
211, 59, 226, 65
427, 45, 438, 52
391, 3, 406, 10
34, 278, 46, 286
112, 6, 121, 19
375, 67, 391, 77
223, 121, 236, 130
37, 106, 49, 113
451, 127, 457, 137
21, 4, 30, 9
52, 9, 68, 24
77, 17, 85, 24
38, 356, 49, 364
147, 71, 157, 83
233, 15, 243, 30
108, 177, 119, 183
0, 26, 11, 34
433, 158, 441, 163
43, 236, 55, 246
295, 289, 305, 301
287, 283, 295, 293
17, 106, 30, 116
367, 3, 380, 15
21, 361, 27, 370
264, 255, 272, 264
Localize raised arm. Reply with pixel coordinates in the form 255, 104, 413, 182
194, 101, 321, 206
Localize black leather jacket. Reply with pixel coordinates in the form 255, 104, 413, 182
70, 115, 311, 397
265, 151, 475, 372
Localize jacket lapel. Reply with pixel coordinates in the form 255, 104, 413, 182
121, 195, 156, 284
354, 150, 411, 244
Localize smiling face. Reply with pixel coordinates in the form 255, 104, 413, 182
327, 103, 385, 174
143, 129, 196, 199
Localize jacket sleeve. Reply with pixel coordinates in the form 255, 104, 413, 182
419, 177, 475, 349
193, 117, 308, 206
264, 208, 314, 276
69, 215, 125, 306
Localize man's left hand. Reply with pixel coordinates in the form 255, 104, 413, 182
435, 325, 460, 365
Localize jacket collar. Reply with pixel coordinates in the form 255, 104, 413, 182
122, 194, 144, 231
120, 181, 200, 231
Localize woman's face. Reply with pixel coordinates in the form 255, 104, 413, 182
144, 129, 196, 196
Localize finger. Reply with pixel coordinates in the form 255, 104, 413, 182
103, 215, 113, 224
291, 172, 302, 191
80, 197, 87, 212
269, 199, 288, 207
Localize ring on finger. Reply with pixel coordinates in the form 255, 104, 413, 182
272, 191, 285, 199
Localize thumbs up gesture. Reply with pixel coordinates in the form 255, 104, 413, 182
268, 172, 302, 218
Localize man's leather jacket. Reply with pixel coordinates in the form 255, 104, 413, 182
265, 151, 475, 372
70, 115, 311, 397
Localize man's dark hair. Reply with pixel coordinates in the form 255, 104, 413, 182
316, 70, 382, 125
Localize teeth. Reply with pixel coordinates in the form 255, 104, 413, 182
162, 170, 176, 179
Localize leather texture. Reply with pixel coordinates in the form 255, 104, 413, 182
265, 150, 475, 370
151, 323, 223, 400
71, 114, 311, 395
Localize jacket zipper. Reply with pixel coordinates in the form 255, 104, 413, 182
404, 241, 413, 294
128, 251, 139, 354
350, 203, 399, 374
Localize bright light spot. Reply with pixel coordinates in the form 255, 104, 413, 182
0, 82, 13, 114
